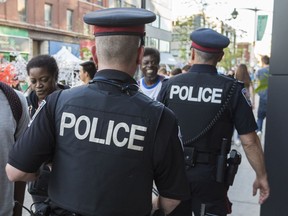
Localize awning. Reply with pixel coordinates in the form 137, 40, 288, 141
160, 52, 177, 66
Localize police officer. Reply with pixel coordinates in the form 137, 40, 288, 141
157, 28, 270, 216
6, 8, 190, 216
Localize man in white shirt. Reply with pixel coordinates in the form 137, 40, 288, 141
138, 47, 167, 100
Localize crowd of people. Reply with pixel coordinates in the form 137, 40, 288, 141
0, 7, 270, 216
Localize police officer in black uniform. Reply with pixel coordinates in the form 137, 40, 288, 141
6, 8, 190, 216
157, 28, 270, 216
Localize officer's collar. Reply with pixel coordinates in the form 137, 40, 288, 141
93, 69, 137, 85
189, 64, 218, 74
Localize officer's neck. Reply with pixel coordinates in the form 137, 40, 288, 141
97, 64, 136, 78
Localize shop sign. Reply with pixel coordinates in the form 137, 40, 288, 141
0, 34, 30, 53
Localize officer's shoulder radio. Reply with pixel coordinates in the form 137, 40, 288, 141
89, 76, 139, 96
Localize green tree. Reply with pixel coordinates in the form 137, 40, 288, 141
255, 74, 269, 93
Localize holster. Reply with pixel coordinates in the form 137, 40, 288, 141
34, 199, 51, 216
184, 147, 197, 167
28, 164, 50, 197
184, 147, 217, 167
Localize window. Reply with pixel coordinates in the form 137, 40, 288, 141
18, 0, 27, 22
159, 40, 170, 52
146, 37, 159, 49
160, 17, 171, 31
44, 4, 52, 27
66, 10, 73, 31
151, 15, 160, 28
83, 23, 90, 35
97, 0, 103, 6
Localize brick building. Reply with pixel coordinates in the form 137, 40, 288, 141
0, 0, 107, 62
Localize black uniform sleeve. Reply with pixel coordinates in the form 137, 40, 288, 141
157, 78, 169, 103
233, 84, 258, 135
8, 92, 60, 173
153, 107, 190, 200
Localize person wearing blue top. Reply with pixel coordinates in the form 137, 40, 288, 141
256, 55, 270, 136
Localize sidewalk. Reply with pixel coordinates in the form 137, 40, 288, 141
227, 94, 265, 216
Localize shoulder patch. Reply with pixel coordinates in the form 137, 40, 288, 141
237, 80, 244, 84
241, 88, 252, 107
28, 100, 47, 127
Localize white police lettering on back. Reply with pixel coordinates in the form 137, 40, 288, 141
59, 112, 147, 151
169, 85, 223, 104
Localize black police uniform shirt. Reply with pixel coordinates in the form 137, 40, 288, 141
157, 64, 257, 154
8, 70, 190, 216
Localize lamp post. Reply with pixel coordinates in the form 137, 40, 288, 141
231, 7, 262, 67
141, 0, 146, 9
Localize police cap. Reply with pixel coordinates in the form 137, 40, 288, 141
190, 28, 230, 53
83, 7, 156, 37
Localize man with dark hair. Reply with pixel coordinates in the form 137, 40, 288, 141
138, 47, 167, 100
6, 7, 189, 216
79, 60, 97, 84
158, 28, 269, 216
256, 55, 270, 137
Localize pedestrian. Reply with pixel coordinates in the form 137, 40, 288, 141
226, 69, 235, 79
255, 55, 270, 137
6, 7, 190, 216
0, 81, 30, 216
235, 64, 254, 108
138, 47, 168, 100
181, 64, 191, 73
25, 54, 70, 212
26, 54, 70, 117
170, 67, 182, 77
79, 60, 97, 84
157, 28, 270, 216
232, 64, 255, 145
158, 66, 169, 77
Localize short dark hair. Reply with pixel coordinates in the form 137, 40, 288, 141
261, 55, 270, 65
171, 68, 182, 76
144, 47, 160, 64
182, 64, 191, 72
26, 54, 59, 82
80, 61, 97, 79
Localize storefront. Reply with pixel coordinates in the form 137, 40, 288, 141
0, 26, 30, 63
79, 39, 95, 60
49, 41, 80, 58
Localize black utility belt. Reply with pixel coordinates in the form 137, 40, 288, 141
184, 147, 217, 167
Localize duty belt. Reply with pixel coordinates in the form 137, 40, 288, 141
184, 147, 217, 167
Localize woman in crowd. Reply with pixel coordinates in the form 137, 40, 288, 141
26, 54, 69, 211
26, 54, 69, 116
235, 64, 255, 107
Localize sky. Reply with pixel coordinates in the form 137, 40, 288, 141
172, 0, 274, 55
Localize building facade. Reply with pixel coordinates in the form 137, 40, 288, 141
0, 0, 107, 62
0, 0, 174, 63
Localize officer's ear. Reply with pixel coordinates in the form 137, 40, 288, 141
136, 46, 144, 65
189, 48, 195, 64
217, 51, 224, 62
91, 45, 98, 65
